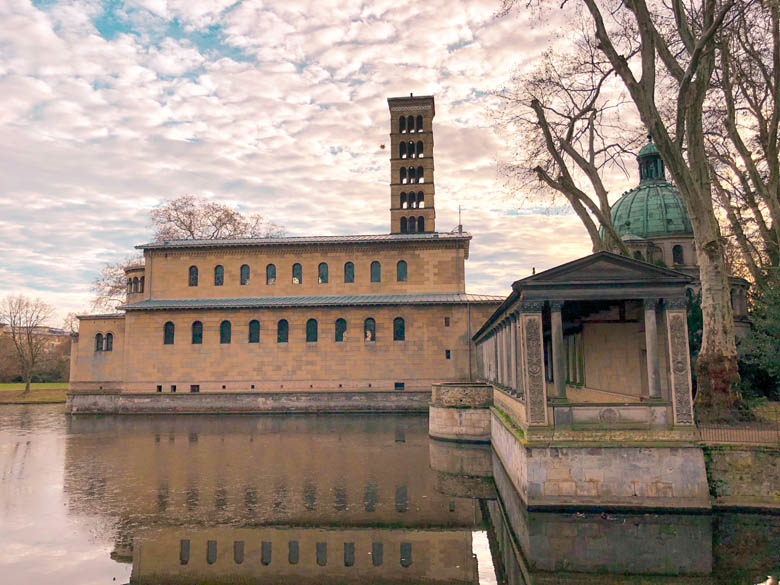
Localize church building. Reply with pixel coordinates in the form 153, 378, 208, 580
68, 96, 504, 413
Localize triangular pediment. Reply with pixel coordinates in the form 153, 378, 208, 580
514, 252, 693, 288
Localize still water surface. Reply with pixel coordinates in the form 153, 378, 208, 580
0, 405, 777, 584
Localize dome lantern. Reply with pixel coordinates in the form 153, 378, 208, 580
637, 135, 665, 183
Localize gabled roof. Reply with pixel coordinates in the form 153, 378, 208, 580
121, 293, 504, 311
136, 232, 471, 251
473, 252, 693, 341
512, 251, 693, 290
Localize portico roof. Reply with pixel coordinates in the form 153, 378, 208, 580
473, 252, 693, 340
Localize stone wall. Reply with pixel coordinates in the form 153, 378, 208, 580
705, 446, 780, 510
490, 409, 711, 510
67, 391, 432, 414
429, 406, 491, 442
430, 383, 492, 407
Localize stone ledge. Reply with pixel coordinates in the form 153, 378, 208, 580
431, 382, 493, 408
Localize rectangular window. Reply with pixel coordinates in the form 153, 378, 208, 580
170, 385, 176, 392
190, 384, 200, 393
445, 349, 451, 360
444, 317, 450, 327
180, 539, 190, 565
156, 385, 162, 392
394, 382, 405, 390
261, 541, 272, 566
288, 541, 299, 565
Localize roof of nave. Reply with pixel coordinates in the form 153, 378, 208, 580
121, 292, 504, 311
136, 232, 472, 251
76, 313, 126, 320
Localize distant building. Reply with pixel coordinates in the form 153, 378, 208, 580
0, 323, 70, 351
68, 96, 504, 411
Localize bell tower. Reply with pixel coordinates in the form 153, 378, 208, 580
388, 95, 436, 234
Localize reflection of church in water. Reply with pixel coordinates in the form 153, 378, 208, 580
59, 414, 766, 585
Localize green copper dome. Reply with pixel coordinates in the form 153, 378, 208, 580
606, 137, 693, 239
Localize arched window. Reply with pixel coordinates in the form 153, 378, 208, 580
408, 192, 416, 209
634, 251, 644, 261
672, 245, 684, 265
417, 166, 424, 183
220, 320, 231, 344
214, 265, 224, 286
248, 320, 260, 343
408, 167, 416, 184
397, 260, 407, 282
318, 262, 328, 284
417, 216, 425, 232
408, 141, 415, 158
277, 319, 288, 343
400, 192, 407, 209
164, 321, 175, 345
266, 264, 276, 285
416, 140, 423, 157
400, 217, 408, 233
240, 264, 250, 285
370, 261, 381, 283
406, 115, 414, 133
95, 333, 103, 352
400, 167, 407, 184
364, 318, 376, 342
292, 263, 302, 284
399, 116, 406, 133
192, 321, 203, 344
132, 277, 139, 293
344, 262, 355, 283
189, 266, 198, 287
104, 332, 113, 351
400, 142, 407, 159
417, 191, 424, 208
393, 318, 405, 341
408, 217, 416, 233
335, 318, 347, 342
140, 276, 144, 292
416, 115, 423, 132
127, 279, 132, 295
306, 319, 318, 342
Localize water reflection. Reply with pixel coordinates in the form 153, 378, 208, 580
0, 406, 778, 585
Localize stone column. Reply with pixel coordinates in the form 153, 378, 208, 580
510, 313, 518, 394
665, 298, 694, 425
549, 301, 566, 400
497, 325, 504, 386
503, 319, 511, 387
520, 301, 548, 425
644, 298, 661, 399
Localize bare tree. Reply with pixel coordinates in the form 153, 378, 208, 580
90, 254, 144, 312
503, 0, 746, 416
495, 28, 644, 254
0, 295, 55, 393
150, 195, 285, 242
90, 195, 285, 310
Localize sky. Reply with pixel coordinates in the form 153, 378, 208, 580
0, 0, 614, 323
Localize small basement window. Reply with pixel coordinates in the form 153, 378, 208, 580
444, 317, 450, 327
394, 382, 405, 390
445, 350, 451, 360
156, 385, 162, 392
190, 385, 200, 393
171, 385, 176, 392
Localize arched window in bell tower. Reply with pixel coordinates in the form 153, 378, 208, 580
400, 217, 408, 233
416, 115, 423, 132
400, 167, 407, 184
400, 142, 407, 159
406, 115, 414, 133
400, 192, 407, 209
408, 217, 416, 233
416, 141, 423, 157
417, 191, 424, 208
417, 216, 425, 232
399, 116, 406, 133
408, 167, 416, 184
417, 166, 424, 183
408, 141, 415, 158
408, 192, 416, 209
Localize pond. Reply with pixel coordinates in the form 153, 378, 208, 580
0, 405, 777, 584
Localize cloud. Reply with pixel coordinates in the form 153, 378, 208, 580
0, 0, 620, 322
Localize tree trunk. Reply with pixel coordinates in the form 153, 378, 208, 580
687, 206, 740, 420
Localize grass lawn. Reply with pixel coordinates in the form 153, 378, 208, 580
0, 382, 68, 404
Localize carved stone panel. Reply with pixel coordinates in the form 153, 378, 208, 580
523, 314, 547, 425
667, 311, 694, 425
